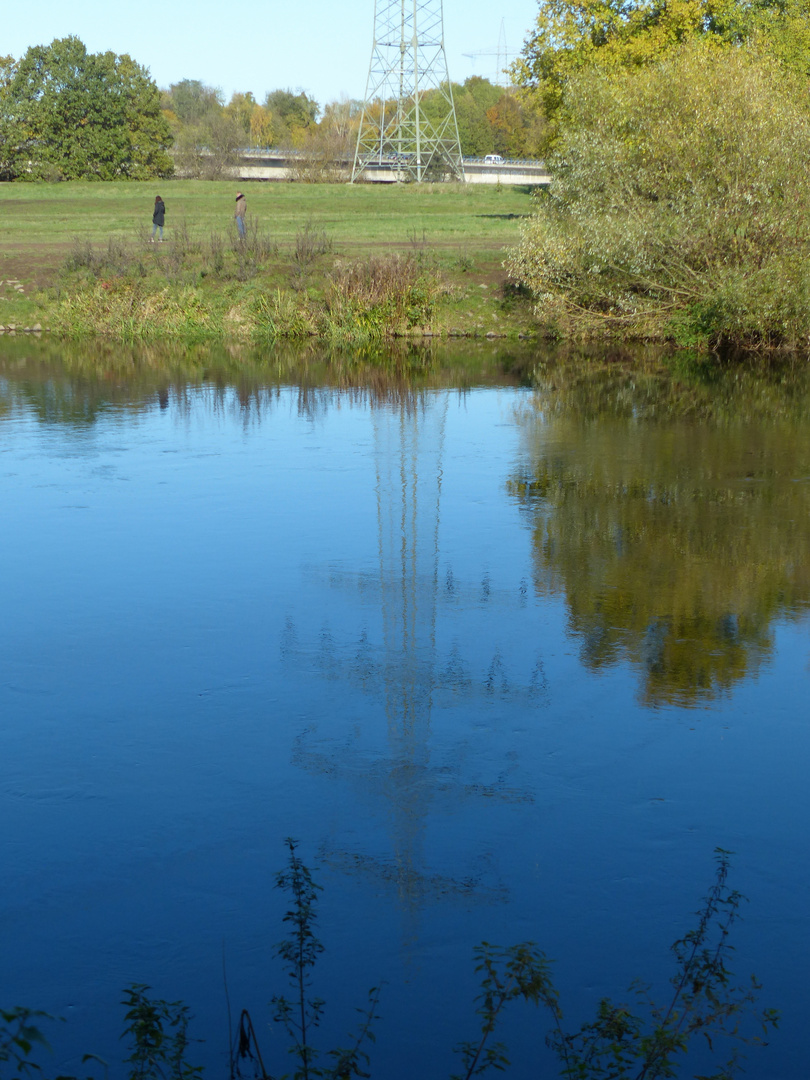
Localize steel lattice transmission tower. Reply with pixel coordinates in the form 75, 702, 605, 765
351, 0, 465, 183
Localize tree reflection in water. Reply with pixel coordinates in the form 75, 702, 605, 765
509, 358, 810, 706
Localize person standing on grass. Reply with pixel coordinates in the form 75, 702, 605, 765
151, 195, 165, 242
234, 191, 246, 240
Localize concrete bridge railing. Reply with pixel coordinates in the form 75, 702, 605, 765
229, 149, 550, 186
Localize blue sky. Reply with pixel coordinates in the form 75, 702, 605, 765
4, 0, 539, 109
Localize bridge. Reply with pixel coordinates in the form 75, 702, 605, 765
232, 149, 549, 186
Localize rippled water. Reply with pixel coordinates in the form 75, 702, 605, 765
2, 341, 808, 1079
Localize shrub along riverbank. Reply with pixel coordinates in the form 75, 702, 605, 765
508, 43, 810, 354
0, 180, 539, 344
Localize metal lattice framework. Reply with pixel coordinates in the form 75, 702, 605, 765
351, 0, 465, 183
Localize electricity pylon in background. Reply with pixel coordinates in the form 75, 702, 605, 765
462, 19, 516, 87
351, 0, 465, 183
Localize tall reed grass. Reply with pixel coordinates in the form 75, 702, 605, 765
53, 229, 443, 342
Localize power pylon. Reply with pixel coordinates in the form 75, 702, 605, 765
462, 19, 516, 87
351, 0, 465, 183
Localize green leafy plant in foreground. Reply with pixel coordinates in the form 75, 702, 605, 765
1, 849, 776, 1080
454, 849, 778, 1079
0, 1007, 101, 1080
260, 838, 381, 1080
0, 1007, 54, 1077
121, 985, 202, 1080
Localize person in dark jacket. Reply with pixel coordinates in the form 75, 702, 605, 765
151, 196, 165, 242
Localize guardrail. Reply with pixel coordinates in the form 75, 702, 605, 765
219, 148, 550, 185
463, 156, 546, 167
234, 148, 546, 167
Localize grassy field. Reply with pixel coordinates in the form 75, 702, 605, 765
0, 181, 531, 272
0, 180, 539, 340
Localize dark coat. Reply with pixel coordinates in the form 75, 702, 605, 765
152, 199, 165, 227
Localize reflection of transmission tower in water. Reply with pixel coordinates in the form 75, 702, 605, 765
285, 391, 546, 916
371, 396, 446, 905
351, 0, 465, 183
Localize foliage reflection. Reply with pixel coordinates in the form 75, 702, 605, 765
509, 356, 810, 706
0, 337, 535, 429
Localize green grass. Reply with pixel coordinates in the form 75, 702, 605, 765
0, 179, 540, 340
0, 179, 532, 267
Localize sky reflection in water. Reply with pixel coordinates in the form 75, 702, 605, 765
1, 346, 808, 1080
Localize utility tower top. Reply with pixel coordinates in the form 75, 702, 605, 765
352, 0, 465, 183
462, 19, 517, 86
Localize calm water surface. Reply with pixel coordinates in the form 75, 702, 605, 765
1, 342, 808, 1079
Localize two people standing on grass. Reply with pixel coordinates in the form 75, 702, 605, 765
151, 195, 165, 241
235, 191, 246, 239
149, 192, 245, 243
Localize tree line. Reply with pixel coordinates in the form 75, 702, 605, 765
0, 36, 545, 182
162, 73, 544, 179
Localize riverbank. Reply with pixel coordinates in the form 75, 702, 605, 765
0, 179, 541, 343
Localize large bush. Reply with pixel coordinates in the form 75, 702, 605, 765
508, 44, 810, 349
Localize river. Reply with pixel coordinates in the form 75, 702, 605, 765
1, 339, 808, 1079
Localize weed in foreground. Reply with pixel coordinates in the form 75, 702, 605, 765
122, 986, 202, 1080
324, 254, 441, 341
1, 848, 776, 1080
453, 849, 778, 1079
290, 220, 333, 289
1, 1006, 55, 1077
255, 838, 381, 1080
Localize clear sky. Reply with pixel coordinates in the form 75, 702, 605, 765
4, 0, 539, 110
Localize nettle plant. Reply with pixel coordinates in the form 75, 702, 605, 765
2, 848, 777, 1080
258, 838, 382, 1080
454, 849, 778, 1080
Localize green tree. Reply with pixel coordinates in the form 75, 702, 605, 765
291, 98, 362, 182
162, 79, 222, 126
448, 77, 502, 155
116, 54, 177, 178
224, 91, 258, 140
0, 37, 173, 180
512, 0, 810, 137
511, 0, 738, 127
174, 110, 242, 179
485, 92, 537, 158
753, 0, 810, 73
319, 97, 361, 146
264, 88, 319, 148
507, 42, 810, 346
0, 55, 18, 178
249, 103, 275, 147
419, 77, 546, 158
0, 54, 14, 94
